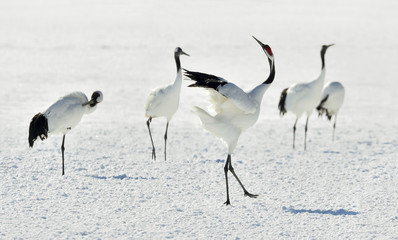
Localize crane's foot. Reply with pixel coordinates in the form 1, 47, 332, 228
244, 190, 258, 198
152, 149, 156, 160
224, 199, 231, 206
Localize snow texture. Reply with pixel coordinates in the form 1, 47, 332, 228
1, 0, 397, 239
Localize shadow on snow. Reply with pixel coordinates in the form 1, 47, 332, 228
283, 206, 359, 216
87, 174, 157, 180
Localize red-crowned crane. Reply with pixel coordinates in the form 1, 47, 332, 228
184, 36, 275, 205
29, 91, 103, 175
145, 47, 189, 161
278, 44, 334, 150
316, 81, 345, 141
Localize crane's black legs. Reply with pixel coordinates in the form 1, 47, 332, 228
146, 117, 156, 160
61, 134, 65, 176
304, 116, 309, 151
224, 156, 231, 205
333, 116, 337, 142
146, 117, 169, 161
293, 118, 298, 149
164, 122, 169, 161
224, 154, 258, 205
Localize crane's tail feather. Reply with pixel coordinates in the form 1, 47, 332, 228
29, 113, 48, 147
278, 88, 288, 116
192, 106, 226, 135
193, 106, 241, 153
316, 95, 332, 120
192, 106, 215, 125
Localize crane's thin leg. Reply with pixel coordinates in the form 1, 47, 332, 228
224, 154, 231, 205
304, 116, 309, 151
228, 155, 258, 199
61, 134, 65, 176
293, 118, 298, 149
164, 122, 169, 161
333, 115, 337, 142
146, 117, 156, 160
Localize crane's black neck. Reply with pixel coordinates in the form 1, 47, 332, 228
263, 58, 275, 84
321, 48, 327, 69
175, 53, 181, 72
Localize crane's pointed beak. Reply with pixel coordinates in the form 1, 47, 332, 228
253, 36, 273, 57
252, 36, 265, 47
182, 50, 190, 56
327, 43, 335, 48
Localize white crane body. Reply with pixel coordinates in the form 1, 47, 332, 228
317, 81, 345, 141
44, 92, 97, 135
28, 91, 103, 175
318, 81, 345, 118
145, 47, 189, 161
185, 36, 275, 205
278, 44, 333, 150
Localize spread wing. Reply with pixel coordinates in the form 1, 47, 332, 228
184, 69, 257, 114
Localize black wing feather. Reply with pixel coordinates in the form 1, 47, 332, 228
184, 69, 228, 92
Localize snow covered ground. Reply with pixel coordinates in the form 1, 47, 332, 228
1, 0, 397, 238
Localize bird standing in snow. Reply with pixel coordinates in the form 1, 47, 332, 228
184, 36, 275, 205
145, 47, 189, 161
29, 91, 103, 175
316, 81, 345, 141
278, 44, 334, 150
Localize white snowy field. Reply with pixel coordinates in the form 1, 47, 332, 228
1, 0, 397, 238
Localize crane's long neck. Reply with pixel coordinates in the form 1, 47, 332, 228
173, 53, 183, 88
175, 53, 181, 73
321, 48, 327, 69
263, 58, 275, 85
249, 58, 275, 103
310, 49, 327, 89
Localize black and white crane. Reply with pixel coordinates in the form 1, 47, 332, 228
184, 36, 275, 205
278, 44, 334, 150
29, 91, 103, 175
145, 47, 189, 161
316, 81, 345, 141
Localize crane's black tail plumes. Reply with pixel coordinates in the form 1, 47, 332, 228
29, 113, 48, 147
316, 95, 332, 120
278, 88, 288, 116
